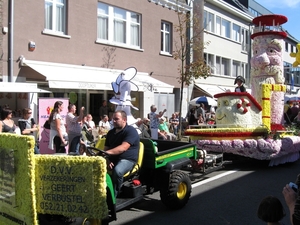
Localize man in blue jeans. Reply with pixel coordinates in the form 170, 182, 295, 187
104, 110, 140, 197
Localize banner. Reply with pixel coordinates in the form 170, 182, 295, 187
38, 98, 69, 154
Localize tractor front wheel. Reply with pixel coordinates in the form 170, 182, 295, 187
160, 171, 192, 210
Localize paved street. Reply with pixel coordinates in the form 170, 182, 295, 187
107, 159, 300, 225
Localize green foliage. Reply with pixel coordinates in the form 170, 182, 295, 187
172, 4, 211, 137
287, 123, 300, 136
173, 11, 211, 86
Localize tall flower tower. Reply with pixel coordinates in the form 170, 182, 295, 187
250, 15, 288, 127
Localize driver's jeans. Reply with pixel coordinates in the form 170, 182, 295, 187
112, 159, 135, 197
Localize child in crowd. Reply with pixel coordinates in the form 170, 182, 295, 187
257, 196, 286, 225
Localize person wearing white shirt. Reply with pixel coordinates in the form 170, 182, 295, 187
86, 114, 95, 128
66, 104, 84, 154
98, 114, 111, 137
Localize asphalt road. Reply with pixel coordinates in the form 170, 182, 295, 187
107, 159, 300, 225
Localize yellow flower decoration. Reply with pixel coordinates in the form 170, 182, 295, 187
0, 133, 36, 225
0, 134, 108, 225
261, 84, 286, 130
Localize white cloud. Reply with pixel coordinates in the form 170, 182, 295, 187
259, 0, 300, 8
283, 0, 300, 7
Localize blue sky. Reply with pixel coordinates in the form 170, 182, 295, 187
258, 0, 300, 41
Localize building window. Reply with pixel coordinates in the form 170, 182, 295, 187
285, 72, 290, 84
204, 10, 214, 33
216, 16, 221, 36
97, 2, 141, 48
216, 56, 221, 75
249, 7, 261, 17
204, 53, 215, 73
241, 28, 250, 51
284, 62, 290, 83
207, 54, 214, 73
114, 8, 126, 44
221, 19, 230, 39
222, 58, 230, 76
130, 13, 140, 46
232, 24, 240, 42
216, 16, 230, 38
97, 3, 108, 40
232, 60, 240, 77
161, 21, 172, 54
216, 56, 230, 76
291, 45, 294, 53
285, 42, 289, 52
45, 0, 66, 33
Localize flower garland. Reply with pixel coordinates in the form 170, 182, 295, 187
193, 135, 300, 163
185, 127, 268, 140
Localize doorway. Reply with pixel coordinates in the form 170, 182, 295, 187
89, 93, 103, 125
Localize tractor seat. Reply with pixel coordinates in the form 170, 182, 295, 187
124, 142, 144, 178
95, 138, 144, 178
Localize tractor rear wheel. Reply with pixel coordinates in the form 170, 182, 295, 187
82, 218, 109, 225
160, 171, 192, 209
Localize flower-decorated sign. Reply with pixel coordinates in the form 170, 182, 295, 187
35, 155, 108, 219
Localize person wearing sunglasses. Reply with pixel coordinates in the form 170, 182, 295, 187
18, 108, 39, 154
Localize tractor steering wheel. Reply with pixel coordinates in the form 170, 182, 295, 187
86, 146, 110, 158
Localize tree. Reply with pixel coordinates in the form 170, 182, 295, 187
101, 46, 116, 68
172, 1, 211, 138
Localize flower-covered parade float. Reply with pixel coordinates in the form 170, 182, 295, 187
185, 14, 300, 166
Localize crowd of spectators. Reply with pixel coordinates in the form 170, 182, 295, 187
186, 103, 216, 128
285, 101, 300, 125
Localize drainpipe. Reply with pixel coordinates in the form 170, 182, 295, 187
8, 0, 14, 82
247, 23, 253, 87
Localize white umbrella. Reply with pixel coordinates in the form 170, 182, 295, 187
189, 96, 217, 106
285, 95, 300, 102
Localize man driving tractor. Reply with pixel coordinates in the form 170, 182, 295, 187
104, 110, 140, 197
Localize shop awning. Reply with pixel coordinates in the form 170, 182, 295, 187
0, 82, 50, 93
21, 59, 173, 93
195, 83, 251, 97
194, 84, 232, 98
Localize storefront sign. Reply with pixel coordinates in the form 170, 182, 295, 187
78, 82, 97, 89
